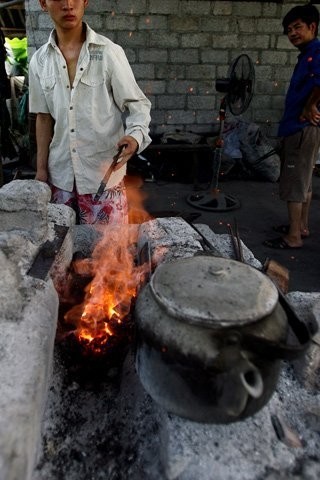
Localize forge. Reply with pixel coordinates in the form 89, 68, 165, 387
0, 180, 320, 480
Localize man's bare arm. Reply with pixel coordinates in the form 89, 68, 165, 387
35, 113, 54, 182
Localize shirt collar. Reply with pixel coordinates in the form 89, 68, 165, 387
46, 22, 107, 51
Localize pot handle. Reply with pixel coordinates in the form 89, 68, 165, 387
242, 291, 318, 360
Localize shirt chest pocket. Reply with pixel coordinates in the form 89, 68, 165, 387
39, 75, 57, 111
40, 75, 56, 91
80, 75, 105, 88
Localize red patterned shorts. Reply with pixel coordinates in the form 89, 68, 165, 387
50, 181, 128, 225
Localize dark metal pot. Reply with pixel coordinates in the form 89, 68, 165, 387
134, 255, 316, 424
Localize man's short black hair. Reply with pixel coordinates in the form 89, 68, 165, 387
282, 3, 320, 35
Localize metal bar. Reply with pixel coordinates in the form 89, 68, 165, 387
183, 219, 222, 256
228, 223, 240, 261
234, 219, 244, 263
27, 225, 69, 280
94, 145, 126, 202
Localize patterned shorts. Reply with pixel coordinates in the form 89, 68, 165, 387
50, 181, 128, 225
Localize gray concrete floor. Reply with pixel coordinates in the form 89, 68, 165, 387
140, 174, 320, 293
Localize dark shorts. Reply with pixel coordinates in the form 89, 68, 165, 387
279, 126, 320, 202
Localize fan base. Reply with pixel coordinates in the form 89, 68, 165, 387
186, 190, 241, 212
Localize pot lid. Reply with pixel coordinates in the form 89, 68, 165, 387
149, 256, 279, 328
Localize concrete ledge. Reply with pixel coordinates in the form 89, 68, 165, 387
0, 180, 76, 480
0, 279, 59, 480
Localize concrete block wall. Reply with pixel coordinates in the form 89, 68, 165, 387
25, 0, 307, 138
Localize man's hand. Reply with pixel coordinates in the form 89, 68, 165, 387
300, 103, 320, 125
300, 86, 320, 125
113, 135, 139, 171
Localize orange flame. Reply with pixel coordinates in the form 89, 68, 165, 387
64, 177, 152, 353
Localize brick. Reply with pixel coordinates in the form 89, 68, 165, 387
167, 80, 194, 94
254, 65, 273, 80
271, 95, 286, 109
105, 15, 137, 31
236, 18, 256, 33
238, 35, 269, 50
277, 36, 295, 50
149, 0, 179, 14
261, 51, 289, 66
106, 0, 147, 14
255, 80, 286, 96
263, 3, 279, 17
169, 16, 199, 32
213, 1, 232, 16
211, 34, 238, 49
251, 95, 272, 110
170, 49, 199, 64
200, 17, 232, 33
197, 81, 216, 95
180, 0, 211, 15
254, 109, 282, 124
139, 49, 168, 63
149, 109, 166, 124
257, 18, 282, 34
138, 15, 167, 30
86, 1, 114, 13
196, 110, 218, 124
166, 110, 196, 124
116, 31, 148, 47
272, 66, 293, 81
156, 65, 185, 80
233, 1, 262, 17
139, 80, 166, 95
157, 95, 186, 109
181, 33, 211, 49
188, 95, 216, 110
149, 32, 180, 48
131, 64, 155, 80
187, 65, 216, 80
201, 49, 229, 65
85, 14, 103, 30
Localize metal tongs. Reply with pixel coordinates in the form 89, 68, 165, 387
228, 219, 244, 263
93, 144, 126, 202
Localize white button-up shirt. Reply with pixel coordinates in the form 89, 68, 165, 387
29, 24, 152, 194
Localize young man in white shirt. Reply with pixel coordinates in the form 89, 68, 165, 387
29, 0, 151, 224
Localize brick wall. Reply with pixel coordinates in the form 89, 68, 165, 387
25, 0, 307, 138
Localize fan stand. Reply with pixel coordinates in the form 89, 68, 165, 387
186, 97, 241, 212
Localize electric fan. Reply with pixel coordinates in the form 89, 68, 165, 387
187, 54, 255, 212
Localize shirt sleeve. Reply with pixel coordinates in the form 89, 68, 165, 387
28, 55, 50, 114
109, 45, 152, 154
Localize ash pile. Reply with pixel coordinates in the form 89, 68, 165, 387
0, 180, 319, 480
